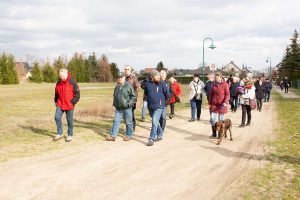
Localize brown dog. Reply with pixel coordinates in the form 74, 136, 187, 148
215, 119, 233, 145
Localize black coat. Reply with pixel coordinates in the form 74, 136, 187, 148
256, 84, 265, 99
229, 82, 240, 97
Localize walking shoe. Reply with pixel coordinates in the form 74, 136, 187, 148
66, 136, 72, 142
169, 115, 173, 119
123, 136, 131, 141
53, 134, 63, 141
209, 135, 218, 139
147, 140, 154, 146
246, 122, 251, 126
189, 119, 195, 122
154, 138, 163, 142
105, 136, 116, 141
197, 118, 200, 121
239, 124, 245, 128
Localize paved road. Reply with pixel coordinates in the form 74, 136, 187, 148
0, 103, 275, 200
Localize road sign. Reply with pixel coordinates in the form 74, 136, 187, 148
210, 64, 216, 71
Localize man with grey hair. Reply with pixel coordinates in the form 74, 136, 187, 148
159, 70, 171, 131
124, 65, 140, 131
54, 69, 80, 142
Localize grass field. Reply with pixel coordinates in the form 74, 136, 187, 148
0, 82, 191, 162
243, 91, 300, 199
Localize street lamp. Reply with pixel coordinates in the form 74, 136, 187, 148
202, 37, 216, 82
266, 57, 272, 80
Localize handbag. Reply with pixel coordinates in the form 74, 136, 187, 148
249, 98, 257, 110
175, 95, 181, 103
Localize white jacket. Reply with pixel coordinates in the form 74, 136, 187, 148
240, 86, 256, 105
189, 80, 205, 100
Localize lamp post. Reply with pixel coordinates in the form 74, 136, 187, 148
266, 57, 272, 80
202, 37, 216, 82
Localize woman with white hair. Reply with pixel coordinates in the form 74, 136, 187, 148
54, 69, 80, 142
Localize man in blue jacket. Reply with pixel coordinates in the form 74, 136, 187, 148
144, 70, 170, 146
264, 78, 273, 102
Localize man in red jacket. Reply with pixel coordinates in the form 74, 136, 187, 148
53, 69, 80, 142
208, 72, 230, 138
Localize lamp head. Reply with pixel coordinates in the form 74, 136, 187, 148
209, 43, 216, 50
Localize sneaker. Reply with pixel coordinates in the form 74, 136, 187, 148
66, 136, 72, 142
197, 118, 200, 121
189, 119, 195, 122
239, 124, 245, 128
154, 138, 163, 142
105, 136, 116, 141
147, 140, 154, 146
246, 122, 251, 126
123, 136, 131, 141
53, 134, 63, 141
209, 135, 217, 139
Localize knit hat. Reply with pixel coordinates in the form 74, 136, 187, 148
150, 70, 160, 77
116, 72, 125, 78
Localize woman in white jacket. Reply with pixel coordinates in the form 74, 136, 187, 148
188, 74, 205, 122
239, 80, 256, 127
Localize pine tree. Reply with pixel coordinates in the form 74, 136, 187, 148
98, 55, 112, 82
42, 62, 57, 83
110, 62, 119, 79
280, 30, 300, 80
0, 53, 19, 84
156, 61, 165, 71
88, 52, 99, 82
67, 53, 90, 82
53, 56, 66, 79
29, 62, 43, 83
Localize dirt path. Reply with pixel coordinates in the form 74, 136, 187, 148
0, 102, 275, 200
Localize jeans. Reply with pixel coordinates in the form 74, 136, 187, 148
210, 112, 224, 126
256, 98, 263, 111
264, 91, 270, 102
241, 104, 251, 125
230, 96, 238, 112
111, 108, 133, 137
159, 106, 167, 131
190, 99, 202, 120
149, 109, 164, 141
54, 107, 74, 136
141, 101, 147, 119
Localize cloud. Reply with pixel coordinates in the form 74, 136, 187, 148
0, 0, 299, 70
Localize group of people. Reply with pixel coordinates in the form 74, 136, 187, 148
279, 77, 290, 93
52, 66, 273, 145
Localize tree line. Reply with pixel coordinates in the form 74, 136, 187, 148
0, 52, 120, 84
279, 30, 300, 83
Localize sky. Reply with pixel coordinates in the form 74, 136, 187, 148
0, 0, 299, 71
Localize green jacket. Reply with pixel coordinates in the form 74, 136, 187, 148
113, 82, 136, 110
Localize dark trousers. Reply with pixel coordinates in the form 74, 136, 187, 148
132, 103, 136, 131
230, 96, 238, 112
241, 104, 251, 125
256, 98, 263, 111
284, 86, 289, 93
170, 103, 175, 116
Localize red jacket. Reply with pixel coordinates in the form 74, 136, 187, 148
54, 73, 80, 110
209, 81, 230, 114
169, 82, 181, 104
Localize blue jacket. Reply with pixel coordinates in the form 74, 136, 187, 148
204, 80, 213, 100
264, 82, 273, 92
144, 80, 170, 111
